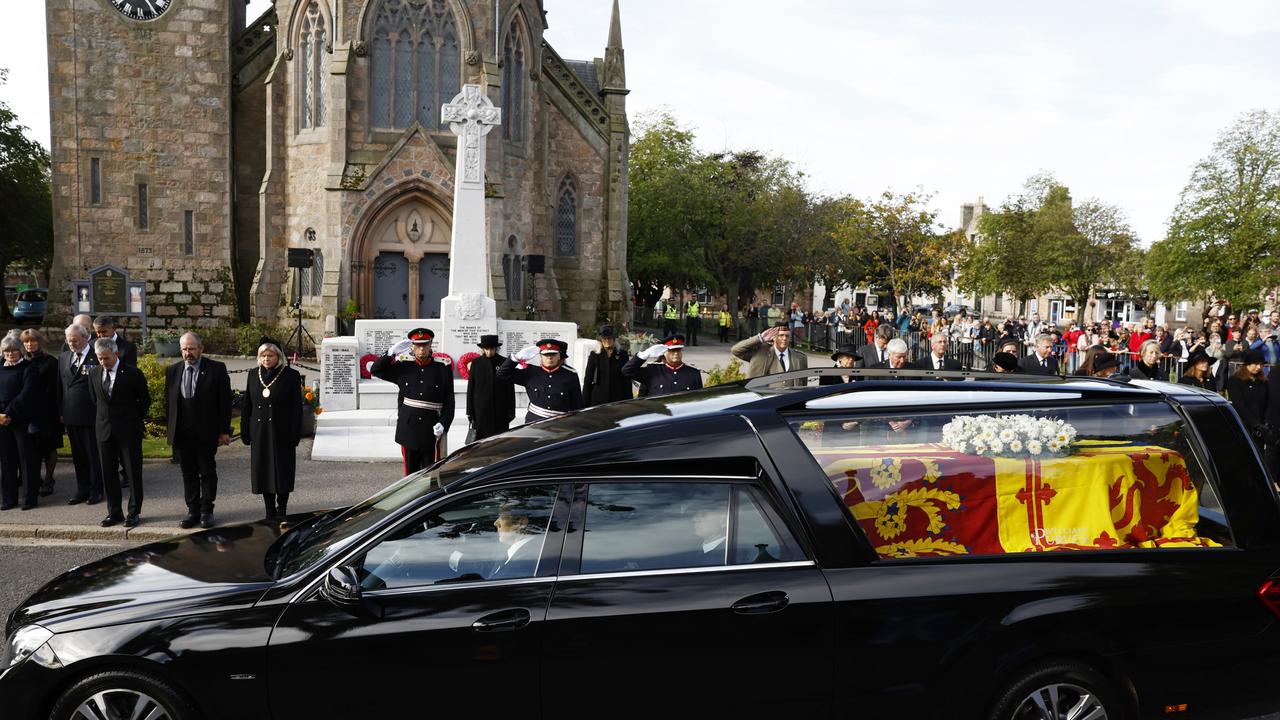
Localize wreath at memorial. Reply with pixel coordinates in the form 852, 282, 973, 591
941, 414, 1077, 459
457, 352, 481, 380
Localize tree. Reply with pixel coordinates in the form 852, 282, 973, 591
1046, 195, 1139, 324
0, 69, 53, 319
851, 190, 951, 310
958, 193, 1053, 309
1147, 109, 1280, 308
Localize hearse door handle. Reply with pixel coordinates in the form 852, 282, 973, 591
472, 608, 531, 633
731, 591, 789, 615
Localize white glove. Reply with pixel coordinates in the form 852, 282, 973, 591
515, 345, 540, 363
388, 339, 412, 357
643, 344, 668, 361
433, 422, 445, 437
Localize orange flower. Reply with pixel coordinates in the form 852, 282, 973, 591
305, 392, 315, 401
314, 407, 323, 415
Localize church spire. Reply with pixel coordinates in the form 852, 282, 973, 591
602, 0, 626, 91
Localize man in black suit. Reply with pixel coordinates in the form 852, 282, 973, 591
921, 333, 963, 371
858, 325, 895, 368
487, 506, 542, 580
93, 316, 137, 367
870, 339, 916, 370
88, 337, 150, 528
164, 332, 232, 529
58, 323, 102, 505
1020, 333, 1060, 376
94, 315, 138, 488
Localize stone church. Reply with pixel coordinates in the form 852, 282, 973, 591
45, 0, 630, 335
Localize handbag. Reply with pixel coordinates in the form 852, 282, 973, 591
464, 422, 477, 445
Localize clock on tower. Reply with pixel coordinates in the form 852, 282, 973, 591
109, 0, 173, 21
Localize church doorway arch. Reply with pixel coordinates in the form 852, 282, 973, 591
352, 186, 453, 319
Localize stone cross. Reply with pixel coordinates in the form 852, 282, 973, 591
441, 84, 500, 296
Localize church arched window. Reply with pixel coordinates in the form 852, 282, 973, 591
502, 17, 525, 142
368, 0, 462, 131
298, 2, 327, 130
555, 176, 577, 257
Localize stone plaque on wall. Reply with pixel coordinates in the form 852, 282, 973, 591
355, 319, 443, 356
89, 265, 129, 314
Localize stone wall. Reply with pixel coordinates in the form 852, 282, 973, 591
46, 0, 236, 325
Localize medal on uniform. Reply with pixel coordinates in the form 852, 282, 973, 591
262, 388, 271, 398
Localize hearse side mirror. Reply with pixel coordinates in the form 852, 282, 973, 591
320, 565, 363, 610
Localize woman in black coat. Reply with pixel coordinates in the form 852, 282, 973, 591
241, 339, 302, 520
582, 326, 632, 406
1128, 339, 1165, 381
1177, 348, 1216, 391
1228, 349, 1269, 446
0, 335, 42, 510
21, 329, 62, 496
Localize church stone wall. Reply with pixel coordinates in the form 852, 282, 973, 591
46, 0, 236, 328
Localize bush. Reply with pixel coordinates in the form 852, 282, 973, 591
136, 355, 170, 439
705, 359, 746, 387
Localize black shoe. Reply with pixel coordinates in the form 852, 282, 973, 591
123, 515, 140, 528
87, 494, 103, 505
179, 514, 199, 529
66, 494, 88, 505
20, 503, 36, 511
101, 514, 124, 527
38, 487, 54, 497
0, 503, 15, 511
200, 513, 214, 529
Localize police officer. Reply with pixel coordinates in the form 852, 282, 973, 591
498, 338, 584, 424
622, 334, 703, 397
582, 325, 632, 406
685, 298, 701, 346
663, 301, 679, 338
370, 328, 455, 474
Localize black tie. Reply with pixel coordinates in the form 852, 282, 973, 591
184, 365, 196, 399
103, 369, 113, 399
780, 353, 788, 372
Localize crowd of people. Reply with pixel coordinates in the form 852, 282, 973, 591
0, 313, 302, 530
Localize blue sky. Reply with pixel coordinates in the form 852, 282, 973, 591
6, 0, 1279, 243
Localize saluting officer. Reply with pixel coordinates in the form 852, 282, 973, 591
370, 328, 455, 475
622, 334, 703, 397
498, 338, 584, 424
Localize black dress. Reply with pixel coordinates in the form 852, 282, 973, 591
241, 365, 302, 495
1128, 362, 1163, 381
582, 349, 633, 406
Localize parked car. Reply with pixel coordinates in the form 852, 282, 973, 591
943, 302, 970, 317
11, 288, 47, 324
3, 370, 1280, 719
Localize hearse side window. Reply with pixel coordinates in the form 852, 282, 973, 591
787, 402, 1233, 559
359, 486, 559, 590
580, 483, 800, 574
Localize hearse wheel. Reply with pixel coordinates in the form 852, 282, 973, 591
989, 660, 1128, 720
51, 669, 198, 720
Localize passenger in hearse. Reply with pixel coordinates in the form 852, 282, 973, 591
488, 505, 542, 580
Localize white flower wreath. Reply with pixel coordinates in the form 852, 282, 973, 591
941, 414, 1077, 459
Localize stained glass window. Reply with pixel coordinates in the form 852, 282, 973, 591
368, 0, 460, 131
555, 177, 577, 257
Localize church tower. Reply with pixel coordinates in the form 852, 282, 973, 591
46, 0, 239, 327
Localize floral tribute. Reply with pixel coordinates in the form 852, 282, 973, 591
941, 414, 1077, 458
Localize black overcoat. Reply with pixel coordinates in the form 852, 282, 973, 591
57, 347, 99, 427
466, 354, 515, 440
583, 348, 633, 406
241, 365, 302, 495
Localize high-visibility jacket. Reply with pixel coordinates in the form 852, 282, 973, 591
718, 311, 732, 328
664, 305, 679, 320
686, 301, 700, 318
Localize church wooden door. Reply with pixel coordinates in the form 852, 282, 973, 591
419, 254, 449, 319
373, 252, 410, 319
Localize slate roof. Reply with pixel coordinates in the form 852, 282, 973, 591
563, 59, 600, 96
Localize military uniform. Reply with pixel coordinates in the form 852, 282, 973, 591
370, 328, 455, 474
622, 334, 703, 397
497, 339, 584, 424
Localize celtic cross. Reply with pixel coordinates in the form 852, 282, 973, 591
441, 85, 501, 184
